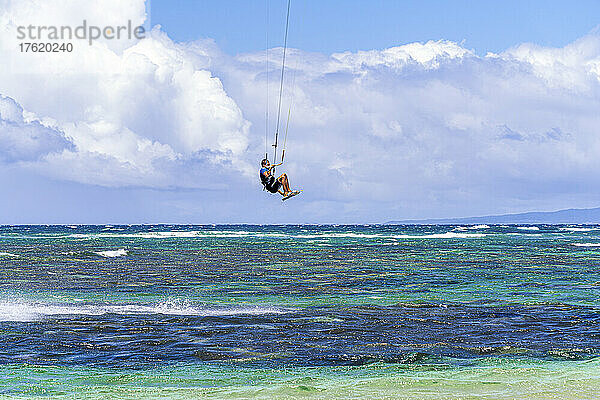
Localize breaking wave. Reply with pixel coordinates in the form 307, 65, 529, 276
393, 232, 486, 239
560, 227, 600, 232
454, 225, 490, 231
467, 224, 490, 229
67, 230, 488, 240
0, 300, 289, 322
95, 249, 128, 258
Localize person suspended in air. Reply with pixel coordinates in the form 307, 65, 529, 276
260, 158, 299, 199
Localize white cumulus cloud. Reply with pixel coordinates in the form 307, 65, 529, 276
0, 94, 73, 162
0, 0, 251, 188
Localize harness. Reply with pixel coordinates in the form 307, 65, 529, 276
260, 173, 268, 191
260, 169, 272, 191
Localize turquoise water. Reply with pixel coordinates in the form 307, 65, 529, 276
0, 224, 599, 398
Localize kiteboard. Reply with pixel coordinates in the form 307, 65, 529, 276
282, 190, 302, 201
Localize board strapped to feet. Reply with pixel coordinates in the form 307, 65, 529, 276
282, 190, 302, 201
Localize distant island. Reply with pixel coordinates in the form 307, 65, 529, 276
388, 207, 600, 225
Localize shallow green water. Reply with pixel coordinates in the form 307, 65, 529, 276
2, 358, 598, 399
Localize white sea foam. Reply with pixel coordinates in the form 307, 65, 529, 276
393, 232, 486, 239
68, 230, 489, 240
0, 300, 288, 322
517, 226, 540, 231
0, 252, 18, 257
70, 231, 386, 240
454, 225, 490, 231
310, 233, 385, 239
469, 224, 490, 229
90, 230, 267, 239
95, 249, 128, 258
297, 232, 485, 239
572, 243, 600, 247
18, 228, 494, 241
560, 227, 600, 232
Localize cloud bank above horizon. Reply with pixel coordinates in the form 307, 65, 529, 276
1, 0, 600, 222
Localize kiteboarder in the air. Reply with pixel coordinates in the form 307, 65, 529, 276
260, 159, 299, 200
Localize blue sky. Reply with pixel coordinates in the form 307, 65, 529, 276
150, 0, 600, 55
1, 0, 600, 224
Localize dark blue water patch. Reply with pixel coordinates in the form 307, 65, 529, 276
0, 303, 598, 369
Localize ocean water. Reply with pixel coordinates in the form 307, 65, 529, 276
0, 224, 599, 399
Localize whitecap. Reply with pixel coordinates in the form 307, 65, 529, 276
451, 224, 489, 231
79, 231, 383, 240
393, 232, 486, 239
560, 227, 600, 232
468, 224, 490, 229
572, 243, 600, 247
0, 252, 18, 257
517, 226, 540, 231
0, 300, 289, 322
95, 249, 128, 258
310, 233, 385, 239
96, 230, 262, 239
59, 229, 487, 241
